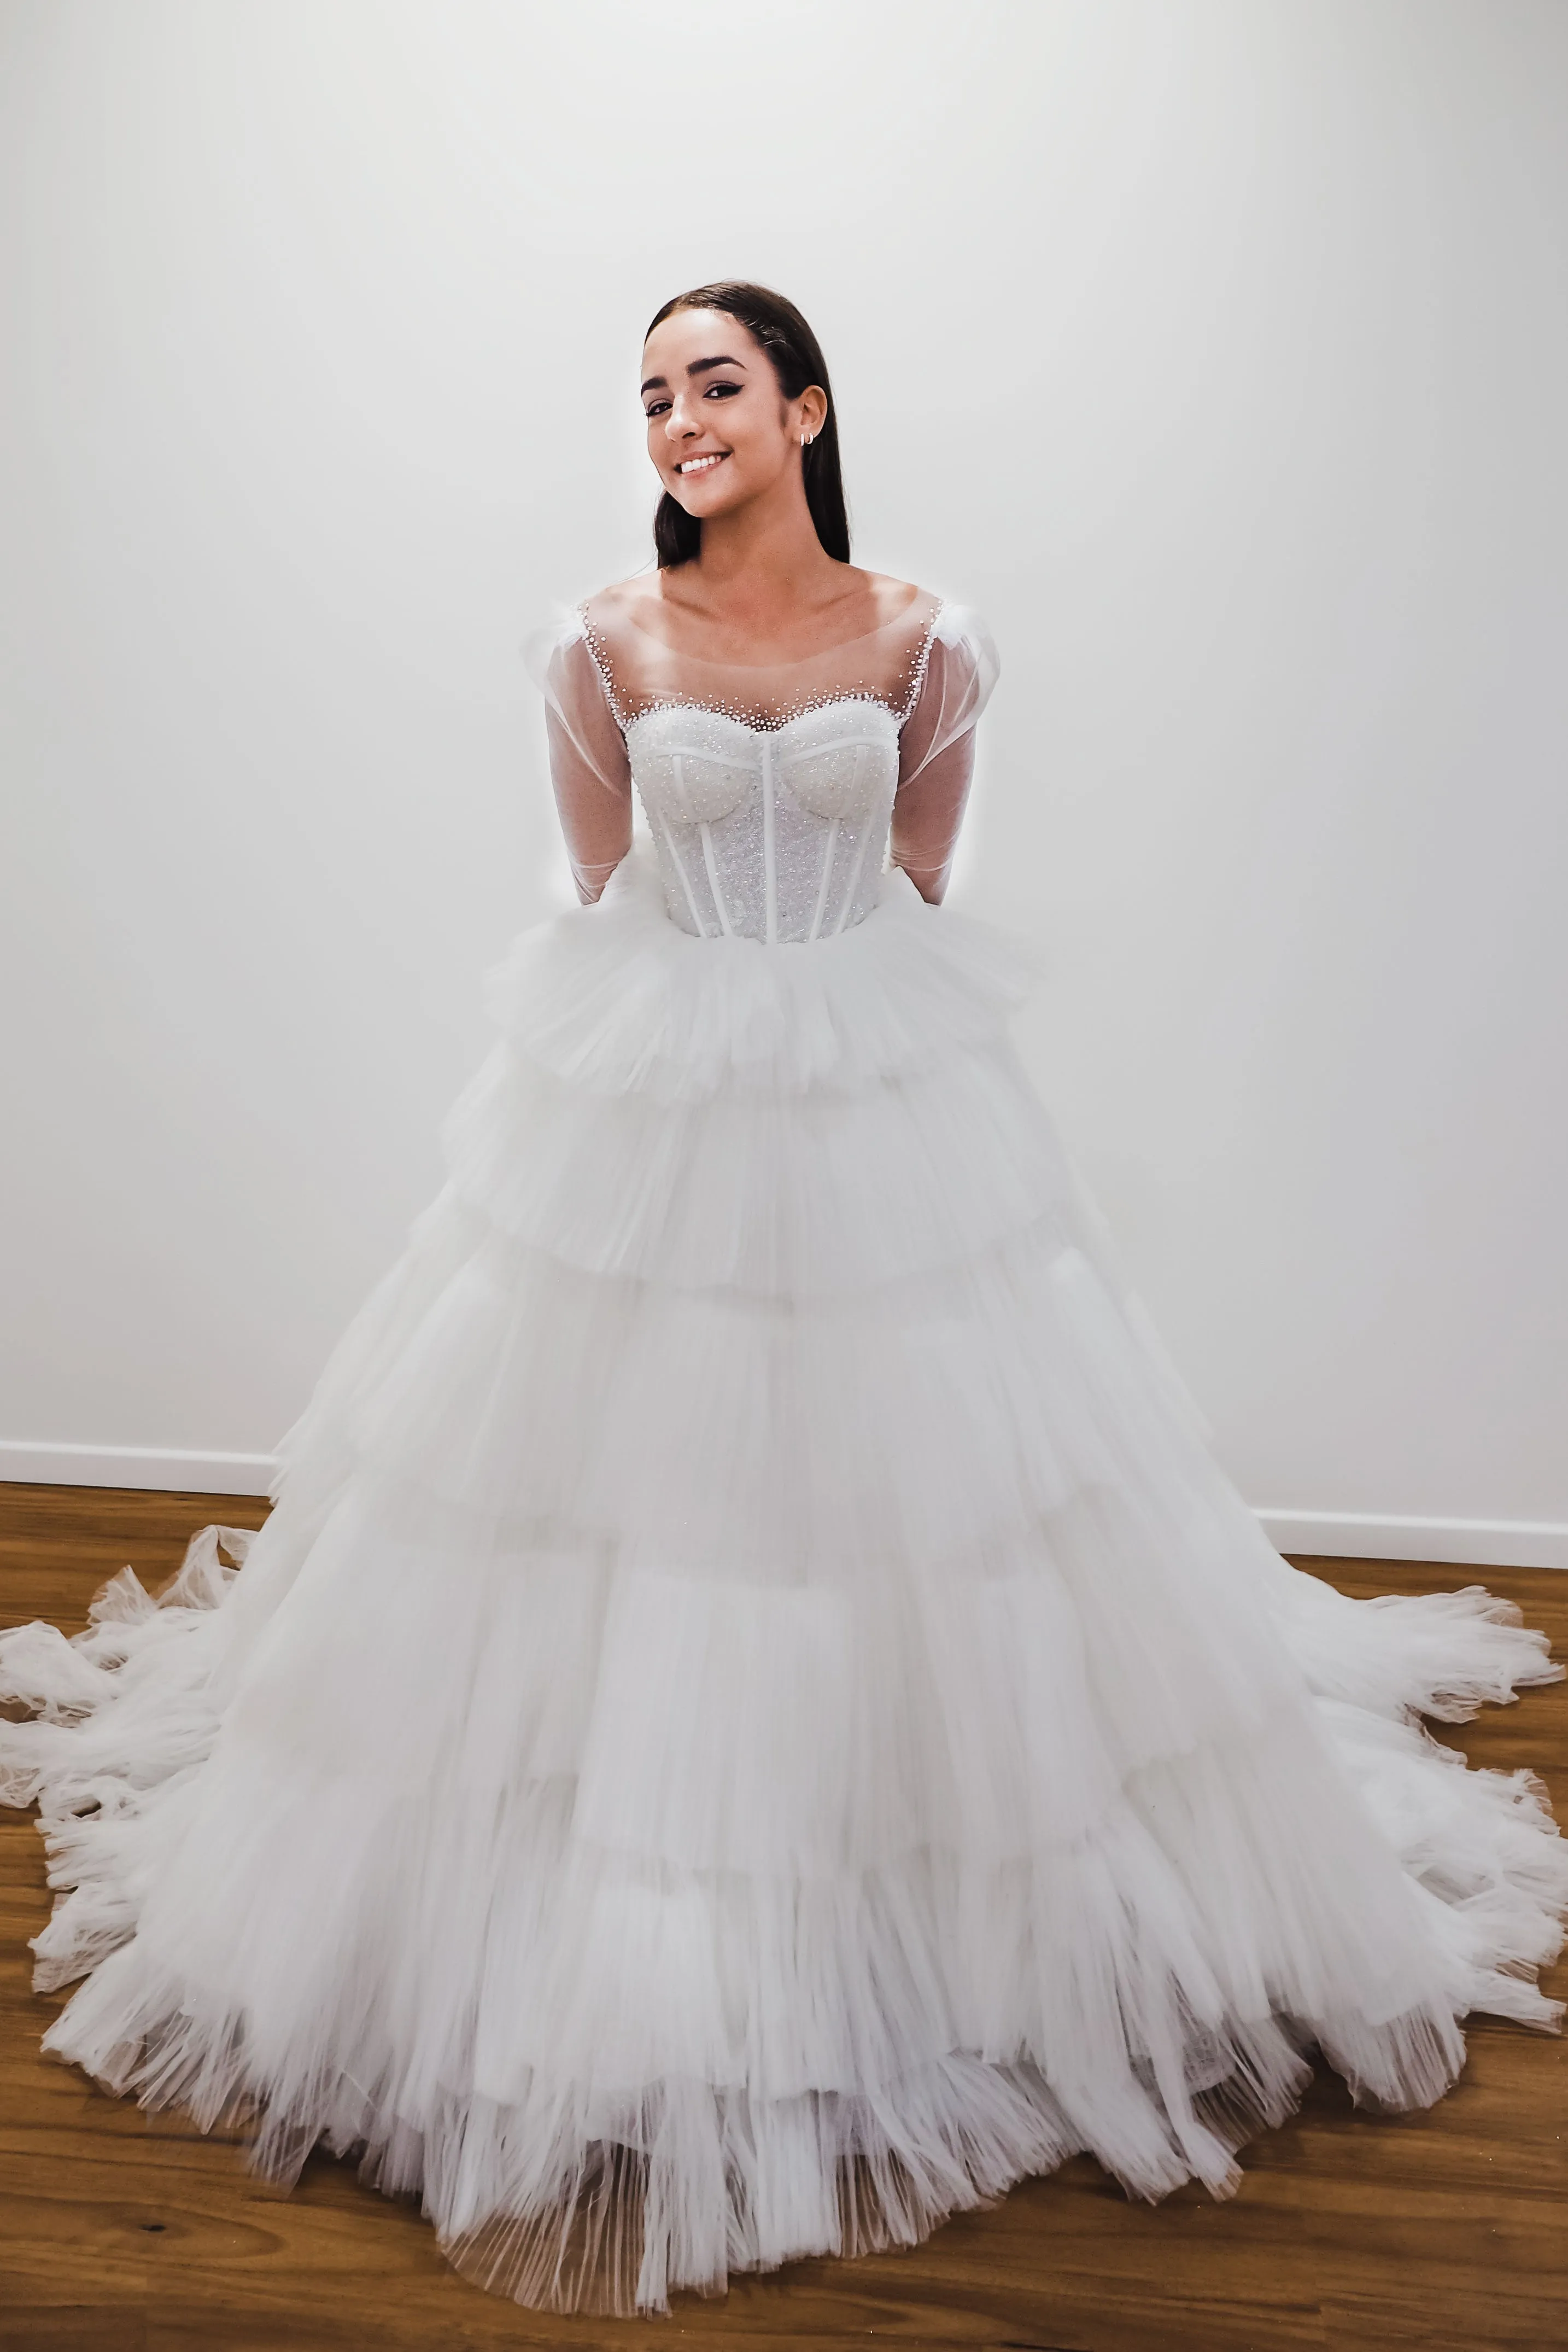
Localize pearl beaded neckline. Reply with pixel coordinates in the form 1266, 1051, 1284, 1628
578, 598, 945, 739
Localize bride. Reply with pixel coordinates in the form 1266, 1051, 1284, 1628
3, 281, 1566, 2318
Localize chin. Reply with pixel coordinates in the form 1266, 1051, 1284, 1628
666, 472, 747, 520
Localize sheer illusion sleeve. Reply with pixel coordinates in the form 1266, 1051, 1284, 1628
891, 607, 1000, 903
526, 618, 633, 903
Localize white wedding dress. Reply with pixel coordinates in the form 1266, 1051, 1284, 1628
3, 588, 1566, 2316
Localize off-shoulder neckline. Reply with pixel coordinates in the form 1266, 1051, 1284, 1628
576, 595, 947, 739
578, 579, 940, 673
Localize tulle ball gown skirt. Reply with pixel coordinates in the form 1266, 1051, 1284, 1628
3, 848, 1566, 2315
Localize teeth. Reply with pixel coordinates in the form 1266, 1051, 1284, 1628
678, 454, 726, 474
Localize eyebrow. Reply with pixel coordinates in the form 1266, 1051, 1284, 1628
640, 354, 747, 395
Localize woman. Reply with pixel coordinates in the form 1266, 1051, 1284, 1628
3, 282, 1565, 2318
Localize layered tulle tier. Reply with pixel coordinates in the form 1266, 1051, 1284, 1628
3, 851, 1565, 2314
481, 847, 1037, 1102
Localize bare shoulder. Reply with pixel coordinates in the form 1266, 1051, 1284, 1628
852, 570, 938, 631
584, 574, 661, 625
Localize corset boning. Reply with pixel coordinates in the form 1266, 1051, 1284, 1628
628, 700, 900, 944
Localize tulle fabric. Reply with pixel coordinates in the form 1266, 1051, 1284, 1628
3, 848, 1565, 2316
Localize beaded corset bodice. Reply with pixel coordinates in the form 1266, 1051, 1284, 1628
627, 699, 900, 945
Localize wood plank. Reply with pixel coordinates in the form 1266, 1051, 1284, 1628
1, 1486, 1563, 2350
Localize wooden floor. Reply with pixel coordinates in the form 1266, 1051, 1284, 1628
1, 1485, 1564, 2352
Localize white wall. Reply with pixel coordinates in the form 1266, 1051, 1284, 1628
2, 0, 1565, 1556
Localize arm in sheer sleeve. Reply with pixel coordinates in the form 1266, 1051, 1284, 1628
526, 621, 634, 903
890, 608, 1000, 903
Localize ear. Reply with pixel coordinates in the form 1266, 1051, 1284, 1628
795, 384, 828, 441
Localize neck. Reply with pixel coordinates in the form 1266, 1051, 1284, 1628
681, 465, 844, 622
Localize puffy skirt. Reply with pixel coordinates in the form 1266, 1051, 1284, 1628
3, 850, 1566, 2315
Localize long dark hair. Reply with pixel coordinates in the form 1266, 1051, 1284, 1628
645, 281, 850, 569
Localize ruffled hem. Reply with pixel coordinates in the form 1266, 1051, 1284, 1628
4, 1528, 1564, 2313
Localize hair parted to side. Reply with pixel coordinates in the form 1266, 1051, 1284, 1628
645, 282, 850, 569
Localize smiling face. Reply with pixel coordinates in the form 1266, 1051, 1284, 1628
641, 307, 824, 526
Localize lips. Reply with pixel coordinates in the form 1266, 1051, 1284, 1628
676, 453, 728, 476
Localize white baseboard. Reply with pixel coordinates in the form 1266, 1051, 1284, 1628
1256, 1509, 1568, 1572
1, 1446, 1564, 1569
0, 1441, 276, 1498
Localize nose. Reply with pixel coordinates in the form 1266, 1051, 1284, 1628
663, 390, 702, 443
